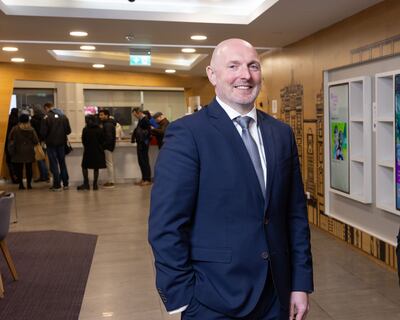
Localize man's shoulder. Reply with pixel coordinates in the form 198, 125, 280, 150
170, 109, 207, 130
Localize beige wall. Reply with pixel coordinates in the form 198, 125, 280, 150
261, 0, 400, 120
260, 0, 400, 268
0, 63, 214, 169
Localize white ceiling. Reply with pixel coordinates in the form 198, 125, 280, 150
0, 0, 279, 24
0, 0, 384, 76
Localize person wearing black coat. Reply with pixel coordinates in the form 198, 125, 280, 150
5, 108, 19, 183
31, 105, 49, 182
99, 109, 116, 188
8, 114, 39, 190
131, 107, 152, 186
41, 102, 72, 191
77, 115, 106, 191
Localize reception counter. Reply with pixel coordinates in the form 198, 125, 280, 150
65, 141, 159, 184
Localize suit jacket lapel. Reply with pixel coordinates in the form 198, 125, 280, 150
257, 110, 276, 214
207, 100, 265, 203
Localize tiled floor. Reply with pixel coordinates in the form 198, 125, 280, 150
7, 182, 400, 320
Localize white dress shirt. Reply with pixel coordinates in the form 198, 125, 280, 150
217, 97, 267, 187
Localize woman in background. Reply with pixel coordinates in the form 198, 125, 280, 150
5, 108, 19, 183
77, 115, 106, 190
8, 114, 39, 189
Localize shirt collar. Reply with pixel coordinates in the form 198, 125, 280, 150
216, 96, 258, 124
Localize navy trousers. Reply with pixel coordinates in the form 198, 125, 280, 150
181, 273, 280, 320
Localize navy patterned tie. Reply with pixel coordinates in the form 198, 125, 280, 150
235, 116, 265, 196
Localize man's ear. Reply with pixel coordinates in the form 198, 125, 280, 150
206, 66, 216, 86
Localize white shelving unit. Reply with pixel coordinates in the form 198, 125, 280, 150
327, 76, 372, 203
375, 70, 400, 216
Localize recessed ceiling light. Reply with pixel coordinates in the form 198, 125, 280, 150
70, 31, 88, 37
191, 35, 207, 41
181, 48, 196, 53
165, 69, 176, 74
2, 46, 18, 52
92, 64, 105, 68
80, 45, 96, 50
11, 57, 25, 63
125, 35, 135, 41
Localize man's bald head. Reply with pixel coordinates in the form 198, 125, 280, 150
206, 38, 262, 113
210, 38, 258, 69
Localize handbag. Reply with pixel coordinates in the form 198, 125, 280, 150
34, 144, 46, 161
65, 140, 73, 155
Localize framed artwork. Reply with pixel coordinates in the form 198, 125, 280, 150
329, 84, 350, 193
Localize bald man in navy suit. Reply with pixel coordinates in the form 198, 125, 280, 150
149, 38, 313, 320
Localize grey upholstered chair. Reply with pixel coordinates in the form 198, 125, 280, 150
0, 193, 18, 298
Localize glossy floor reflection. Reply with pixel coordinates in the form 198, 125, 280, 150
7, 183, 400, 320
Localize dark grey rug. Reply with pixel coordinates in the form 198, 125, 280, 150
0, 230, 97, 320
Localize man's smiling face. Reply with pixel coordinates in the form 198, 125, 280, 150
207, 39, 261, 112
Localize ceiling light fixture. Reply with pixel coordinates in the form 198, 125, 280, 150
70, 31, 88, 37
2, 46, 18, 52
165, 69, 176, 74
92, 64, 105, 68
11, 57, 25, 63
80, 45, 96, 50
125, 35, 135, 42
181, 48, 196, 53
190, 35, 207, 41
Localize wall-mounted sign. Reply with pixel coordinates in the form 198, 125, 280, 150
129, 48, 151, 66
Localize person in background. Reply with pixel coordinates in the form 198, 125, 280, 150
8, 114, 39, 190
41, 102, 71, 191
30, 105, 49, 182
99, 109, 116, 188
149, 38, 313, 320
144, 110, 159, 129
131, 107, 152, 186
5, 108, 19, 184
77, 115, 106, 191
113, 117, 123, 140
151, 112, 170, 149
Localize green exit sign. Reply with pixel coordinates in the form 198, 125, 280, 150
130, 54, 151, 66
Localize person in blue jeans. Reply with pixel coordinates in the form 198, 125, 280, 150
41, 102, 71, 191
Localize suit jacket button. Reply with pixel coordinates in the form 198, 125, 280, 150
261, 251, 269, 260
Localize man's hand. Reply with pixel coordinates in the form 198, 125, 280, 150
289, 291, 309, 320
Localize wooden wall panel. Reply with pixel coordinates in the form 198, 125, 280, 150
261, 0, 400, 271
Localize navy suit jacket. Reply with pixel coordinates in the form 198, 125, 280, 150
148, 99, 313, 318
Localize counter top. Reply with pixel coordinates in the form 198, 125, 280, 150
69, 140, 135, 147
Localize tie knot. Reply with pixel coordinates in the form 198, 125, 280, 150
235, 116, 252, 130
